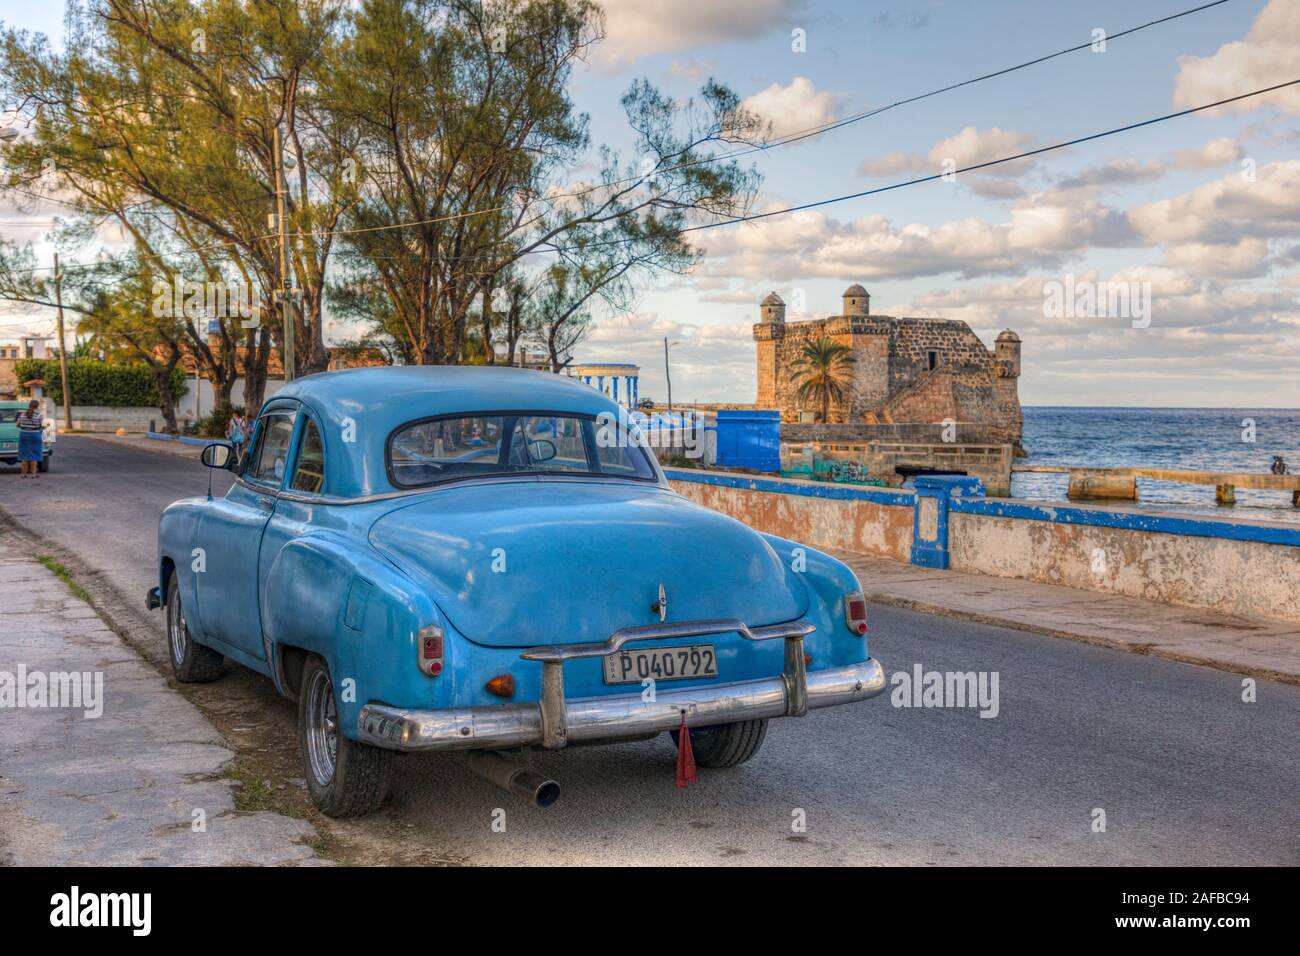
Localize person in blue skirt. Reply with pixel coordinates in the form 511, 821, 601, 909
16, 400, 43, 478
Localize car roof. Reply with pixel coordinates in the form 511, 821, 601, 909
266, 365, 630, 497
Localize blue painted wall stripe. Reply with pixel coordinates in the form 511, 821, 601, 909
664, 468, 914, 508
952, 496, 1300, 548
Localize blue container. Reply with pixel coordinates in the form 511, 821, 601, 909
715, 409, 780, 473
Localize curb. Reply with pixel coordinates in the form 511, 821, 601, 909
145, 431, 231, 448
864, 589, 1300, 687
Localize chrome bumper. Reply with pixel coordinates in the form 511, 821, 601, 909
357, 616, 886, 753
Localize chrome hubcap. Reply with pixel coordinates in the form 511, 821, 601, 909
167, 592, 186, 665
305, 669, 338, 786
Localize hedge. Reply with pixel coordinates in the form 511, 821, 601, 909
14, 358, 189, 408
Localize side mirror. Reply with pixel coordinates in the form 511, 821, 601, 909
528, 438, 557, 462
201, 443, 235, 470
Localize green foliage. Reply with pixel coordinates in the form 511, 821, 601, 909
790, 339, 857, 424
193, 404, 244, 439
14, 358, 188, 408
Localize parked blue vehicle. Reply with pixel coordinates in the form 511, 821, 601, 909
149, 366, 886, 817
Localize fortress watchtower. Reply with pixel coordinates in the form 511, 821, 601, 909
842, 284, 870, 317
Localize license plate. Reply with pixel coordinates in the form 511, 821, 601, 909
603, 644, 718, 684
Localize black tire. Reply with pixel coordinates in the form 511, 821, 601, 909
299, 654, 392, 818
166, 575, 224, 682
37, 455, 49, 473
670, 718, 768, 768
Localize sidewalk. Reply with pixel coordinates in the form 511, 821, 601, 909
838, 550, 1300, 685
0, 535, 322, 865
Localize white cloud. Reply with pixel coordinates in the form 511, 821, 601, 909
665, 58, 717, 83
927, 126, 1035, 176
857, 151, 929, 178
857, 125, 1038, 185
1129, 160, 1300, 244
1056, 159, 1164, 189
1171, 136, 1243, 169
577, 311, 756, 403
741, 77, 839, 139
1171, 0, 1300, 116
1163, 238, 1270, 278
698, 188, 1137, 283
595, 0, 798, 69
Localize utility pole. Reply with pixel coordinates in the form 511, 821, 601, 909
274, 125, 294, 382
663, 337, 673, 411
53, 252, 72, 431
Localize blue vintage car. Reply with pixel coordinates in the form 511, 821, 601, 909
149, 366, 885, 816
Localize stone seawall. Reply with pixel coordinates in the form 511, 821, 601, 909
670, 470, 914, 562
667, 469, 1300, 624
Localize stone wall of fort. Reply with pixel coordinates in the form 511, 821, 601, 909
752, 287, 1022, 444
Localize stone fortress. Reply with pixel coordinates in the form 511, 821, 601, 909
753, 285, 1023, 445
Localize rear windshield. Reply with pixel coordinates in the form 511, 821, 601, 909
0, 409, 19, 423
388, 413, 657, 487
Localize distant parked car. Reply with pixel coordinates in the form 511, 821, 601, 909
149, 366, 885, 817
0, 400, 53, 472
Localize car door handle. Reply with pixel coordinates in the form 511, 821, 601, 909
257, 495, 276, 511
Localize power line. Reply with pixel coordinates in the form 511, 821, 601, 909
267, 0, 1238, 245
747, 0, 1235, 152
0, 0, 1239, 272
552, 77, 1300, 250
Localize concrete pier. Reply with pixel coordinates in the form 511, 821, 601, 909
1016, 465, 1300, 507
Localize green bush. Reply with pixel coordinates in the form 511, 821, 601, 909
193, 404, 245, 439
14, 358, 188, 407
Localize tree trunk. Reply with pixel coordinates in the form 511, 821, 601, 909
153, 357, 181, 435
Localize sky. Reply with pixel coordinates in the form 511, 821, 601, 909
2, 0, 1299, 408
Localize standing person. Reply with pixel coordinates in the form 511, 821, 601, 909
16, 399, 43, 479
227, 410, 248, 463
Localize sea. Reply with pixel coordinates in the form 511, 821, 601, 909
1009, 407, 1300, 525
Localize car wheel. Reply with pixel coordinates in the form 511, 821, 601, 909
37, 455, 49, 473
166, 575, 224, 682
670, 718, 768, 768
299, 654, 392, 818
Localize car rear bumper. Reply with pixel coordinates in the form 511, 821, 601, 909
357, 657, 887, 752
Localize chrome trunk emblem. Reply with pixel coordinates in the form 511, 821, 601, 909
651, 583, 668, 623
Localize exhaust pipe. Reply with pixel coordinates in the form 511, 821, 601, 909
465, 751, 561, 808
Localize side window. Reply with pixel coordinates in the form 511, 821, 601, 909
248, 413, 295, 485
290, 419, 326, 494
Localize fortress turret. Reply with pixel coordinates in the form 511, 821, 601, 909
995, 328, 1021, 378
842, 283, 870, 317
760, 291, 786, 324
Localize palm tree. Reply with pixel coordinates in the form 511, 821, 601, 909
790, 338, 856, 423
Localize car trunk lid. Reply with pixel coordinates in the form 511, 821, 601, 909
368, 480, 808, 647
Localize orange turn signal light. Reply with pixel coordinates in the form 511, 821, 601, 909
486, 674, 516, 698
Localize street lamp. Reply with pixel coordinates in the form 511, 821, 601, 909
0, 127, 20, 142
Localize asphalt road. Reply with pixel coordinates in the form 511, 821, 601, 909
2, 436, 1298, 865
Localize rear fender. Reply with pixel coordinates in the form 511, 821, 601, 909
760, 533, 870, 666
157, 499, 207, 637
261, 531, 439, 740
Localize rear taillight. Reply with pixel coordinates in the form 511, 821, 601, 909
419, 624, 444, 676
845, 592, 868, 635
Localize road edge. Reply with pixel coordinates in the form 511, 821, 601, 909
864, 588, 1300, 687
